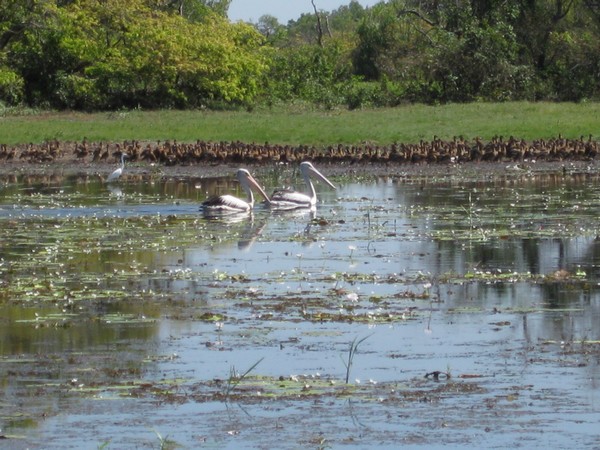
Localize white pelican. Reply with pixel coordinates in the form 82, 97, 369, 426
269, 161, 336, 210
201, 168, 270, 214
107, 153, 127, 183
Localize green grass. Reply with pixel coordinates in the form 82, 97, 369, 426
0, 102, 598, 145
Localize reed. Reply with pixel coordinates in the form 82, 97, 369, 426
224, 357, 264, 397
342, 334, 373, 384
0, 102, 598, 146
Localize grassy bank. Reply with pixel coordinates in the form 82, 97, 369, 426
0, 102, 598, 146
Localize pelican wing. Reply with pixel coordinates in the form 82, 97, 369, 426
201, 194, 250, 212
271, 187, 295, 198
270, 190, 312, 209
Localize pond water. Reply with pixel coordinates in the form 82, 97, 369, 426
1, 166, 600, 449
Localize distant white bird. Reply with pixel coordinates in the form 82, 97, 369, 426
201, 168, 270, 214
107, 153, 127, 183
269, 161, 336, 210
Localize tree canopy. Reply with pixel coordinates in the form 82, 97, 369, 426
0, 0, 267, 109
1, 0, 599, 110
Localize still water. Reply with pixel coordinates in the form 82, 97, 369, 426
1, 167, 600, 448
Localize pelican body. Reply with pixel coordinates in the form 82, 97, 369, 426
269, 161, 336, 210
107, 153, 127, 183
201, 169, 269, 214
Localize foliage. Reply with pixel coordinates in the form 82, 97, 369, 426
264, 39, 354, 108
0, 66, 24, 106
1, 0, 267, 110
151, 0, 232, 21
0, 0, 599, 109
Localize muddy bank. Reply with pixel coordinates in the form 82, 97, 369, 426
1, 155, 599, 182
2, 134, 600, 181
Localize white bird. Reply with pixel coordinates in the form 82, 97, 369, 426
106, 153, 127, 183
201, 168, 270, 214
269, 161, 336, 210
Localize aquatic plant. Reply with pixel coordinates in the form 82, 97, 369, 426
224, 357, 264, 397
348, 245, 356, 261
342, 334, 373, 384
152, 428, 180, 450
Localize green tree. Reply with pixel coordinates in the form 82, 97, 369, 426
0, 0, 41, 105
256, 14, 281, 38
2, 0, 600, 109
516, 0, 576, 71
515, 0, 600, 100
265, 39, 353, 108
430, 0, 529, 101
149, 0, 231, 20
352, 0, 535, 102
2, 0, 267, 109
6, 0, 66, 106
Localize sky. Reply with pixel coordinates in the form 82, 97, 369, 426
228, 0, 381, 24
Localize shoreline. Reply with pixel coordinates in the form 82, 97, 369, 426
0, 158, 599, 182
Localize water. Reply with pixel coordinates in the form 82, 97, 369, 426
1, 168, 600, 448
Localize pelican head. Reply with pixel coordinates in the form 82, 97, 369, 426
237, 169, 270, 206
269, 162, 336, 210
299, 161, 336, 190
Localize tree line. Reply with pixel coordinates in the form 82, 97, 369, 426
1, 0, 598, 111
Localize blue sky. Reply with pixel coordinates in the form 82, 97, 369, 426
228, 0, 381, 23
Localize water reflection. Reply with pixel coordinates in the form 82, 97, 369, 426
237, 218, 268, 251
0, 305, 159, 355
2, 172, 600, 288
106, 184, 123, 198
200, 208, 252, 221
2, 170, 600, 447
0, 172, 249, 204
176, 213, 270, 270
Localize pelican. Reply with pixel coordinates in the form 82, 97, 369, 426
269, 161, 336, 210
107, 153, 127, 183
201, 168, 270, 214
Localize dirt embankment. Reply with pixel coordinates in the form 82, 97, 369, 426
1, 136, 599, 180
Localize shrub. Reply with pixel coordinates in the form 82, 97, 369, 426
0, 67, 25, 106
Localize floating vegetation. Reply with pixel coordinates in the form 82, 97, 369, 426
55, 369, 487, 406
302, 311, 417, 323
100, 313, 156, 324
2, 172, 600, 449
195, 312, 228, 322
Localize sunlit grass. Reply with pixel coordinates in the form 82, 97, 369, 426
0, 102, 598, 145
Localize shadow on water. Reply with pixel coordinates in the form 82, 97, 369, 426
1, 169, 600, 448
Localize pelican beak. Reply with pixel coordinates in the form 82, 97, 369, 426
247, 175, 271, 202
308, 166, 336, 190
